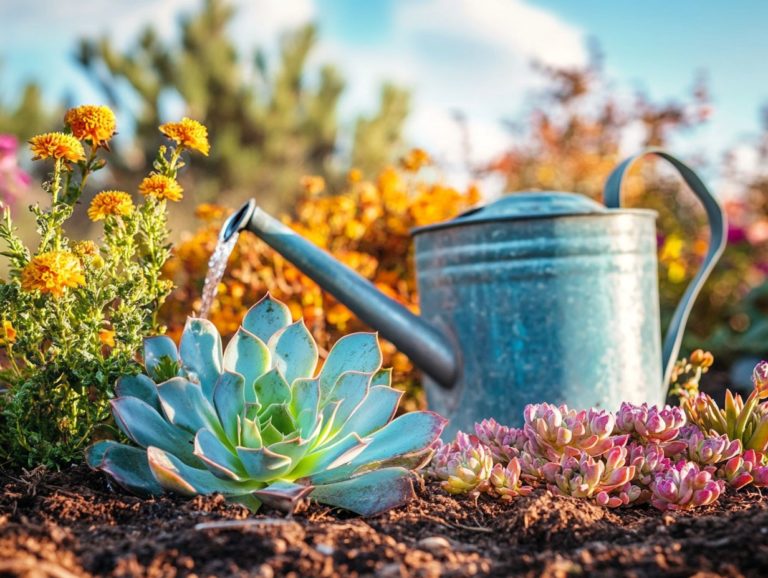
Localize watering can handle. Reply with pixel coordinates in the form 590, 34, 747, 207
603, 148, 727, 391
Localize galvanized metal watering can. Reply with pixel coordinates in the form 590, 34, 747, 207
222, 149, 726, 436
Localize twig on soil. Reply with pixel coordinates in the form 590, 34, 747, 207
413, 513, 494, 533
194, 518, 297, 531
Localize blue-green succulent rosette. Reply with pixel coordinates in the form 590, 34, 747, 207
86, 294, 446, 516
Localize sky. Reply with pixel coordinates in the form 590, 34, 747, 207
2, 0, 768, 193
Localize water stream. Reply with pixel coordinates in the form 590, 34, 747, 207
199, 231, 239, 320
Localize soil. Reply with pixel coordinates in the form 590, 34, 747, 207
1, 465, 767, 578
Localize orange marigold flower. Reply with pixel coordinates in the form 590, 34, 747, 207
400, 148, 431, 172
98, 328, 116, 348
159, 117, 210, 156
300, 175, 325, 196
347, 168, 363, 184
65, 105, 116, 146
88, 190, 134, 221
139, 174, 183, 202
29, 132, 85, 163
21, 251, 86, 298
0, 320, 16, 345
194, 203, 229, 222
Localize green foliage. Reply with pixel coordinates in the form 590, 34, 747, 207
87, 294, 446, 516
0, 108, 185, 468
75, 0, 410, 208
0, 81, 59, 141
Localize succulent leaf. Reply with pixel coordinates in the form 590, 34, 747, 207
241, 293, 292, 343
319, 333, 382, 398
156, 377, 222, 436
310, 467, 416, 516
194, 429, 247, 480
111, 396, 198, 465
253, 368, 291, 406
213, 371, 245, 444
270, 321, 319, 384
222, 328, 270, 388
143, 336, 180, 382
115, 374, 160, 411
86, 441, 164, 497
333, 386, 402, 440
180, 318, 223, 399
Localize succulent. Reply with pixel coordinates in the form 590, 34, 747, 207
650, 461, 724, 511
614, 402, 686, 445
627, 442, 671, 487
488, 458, 533, 500
683, 428, 741, 468
683, 389, 768, 453
524, 403, 625, 461
718, 449, 767, 490
668, 349, 714, 400
474, 418, 525, 464
86, 294, 446, 516
429, 432, 493, 495
540, 446, 635, 507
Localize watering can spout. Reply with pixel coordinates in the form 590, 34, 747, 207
222, 199, 460, 389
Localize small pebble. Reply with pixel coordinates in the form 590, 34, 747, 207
417, 536, 451, 552
316, 543, 334, 556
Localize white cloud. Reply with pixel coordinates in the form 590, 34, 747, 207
315, 0, 588, 179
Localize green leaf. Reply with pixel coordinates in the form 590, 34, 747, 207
253, 369, 291, 407
194, 429, 248, 481
269, 321, 318, 384
223, 328, 270, 389
242, 293, 292, 343
156, 377, 221, 436
213, 371, 245, 444
143, 336, 180, 382
147, 446, 265, 497
235, 446, 294, 481
310, 467, 416, 516
111, 397, 198, 465
115, 374, 160, 412
333, 386, 402, 441
326, 372, 370, 432
290, 432, 368, 480
254, 481, 313, 512
87, 441, 163, 497
319, 333, 382, 398
371, 368, 392, 387
179, 318, 223, 400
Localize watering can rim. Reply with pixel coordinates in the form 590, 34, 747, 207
411, 190, 657, 236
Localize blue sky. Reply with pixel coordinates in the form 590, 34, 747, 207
2, 0, 767, 192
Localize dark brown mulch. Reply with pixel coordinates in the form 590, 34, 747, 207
1, 465, 767, 578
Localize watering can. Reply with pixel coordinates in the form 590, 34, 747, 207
221, 149, 726, 436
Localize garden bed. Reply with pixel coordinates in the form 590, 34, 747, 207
1, 466, 767, 577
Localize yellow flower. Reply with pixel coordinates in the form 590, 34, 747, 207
159, 117, 210, 156
29, 132, 85, 163
139, 174, 184, 202
88, 190, 134, 221
400, 148, 431, 172
300, 175, 325, 196
98, 328, 116, 348
0, 320, 16, 345
21, 251, 86, 298
65, 105, 116, 146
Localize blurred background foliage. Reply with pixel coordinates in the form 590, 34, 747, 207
1, 0, 767, 406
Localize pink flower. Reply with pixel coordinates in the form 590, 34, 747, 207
0, 134, 31, 205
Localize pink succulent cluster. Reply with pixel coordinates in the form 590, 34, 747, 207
719, 449, 768, 489
474, 418, 526, 463
0, 134, 31, 206
430, 396, 768, 511
541, 446, 637, 507
523, 403, 624, 461
614, 402, 686, 446
650, 461, 724, 511
430, 431, 494, 496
